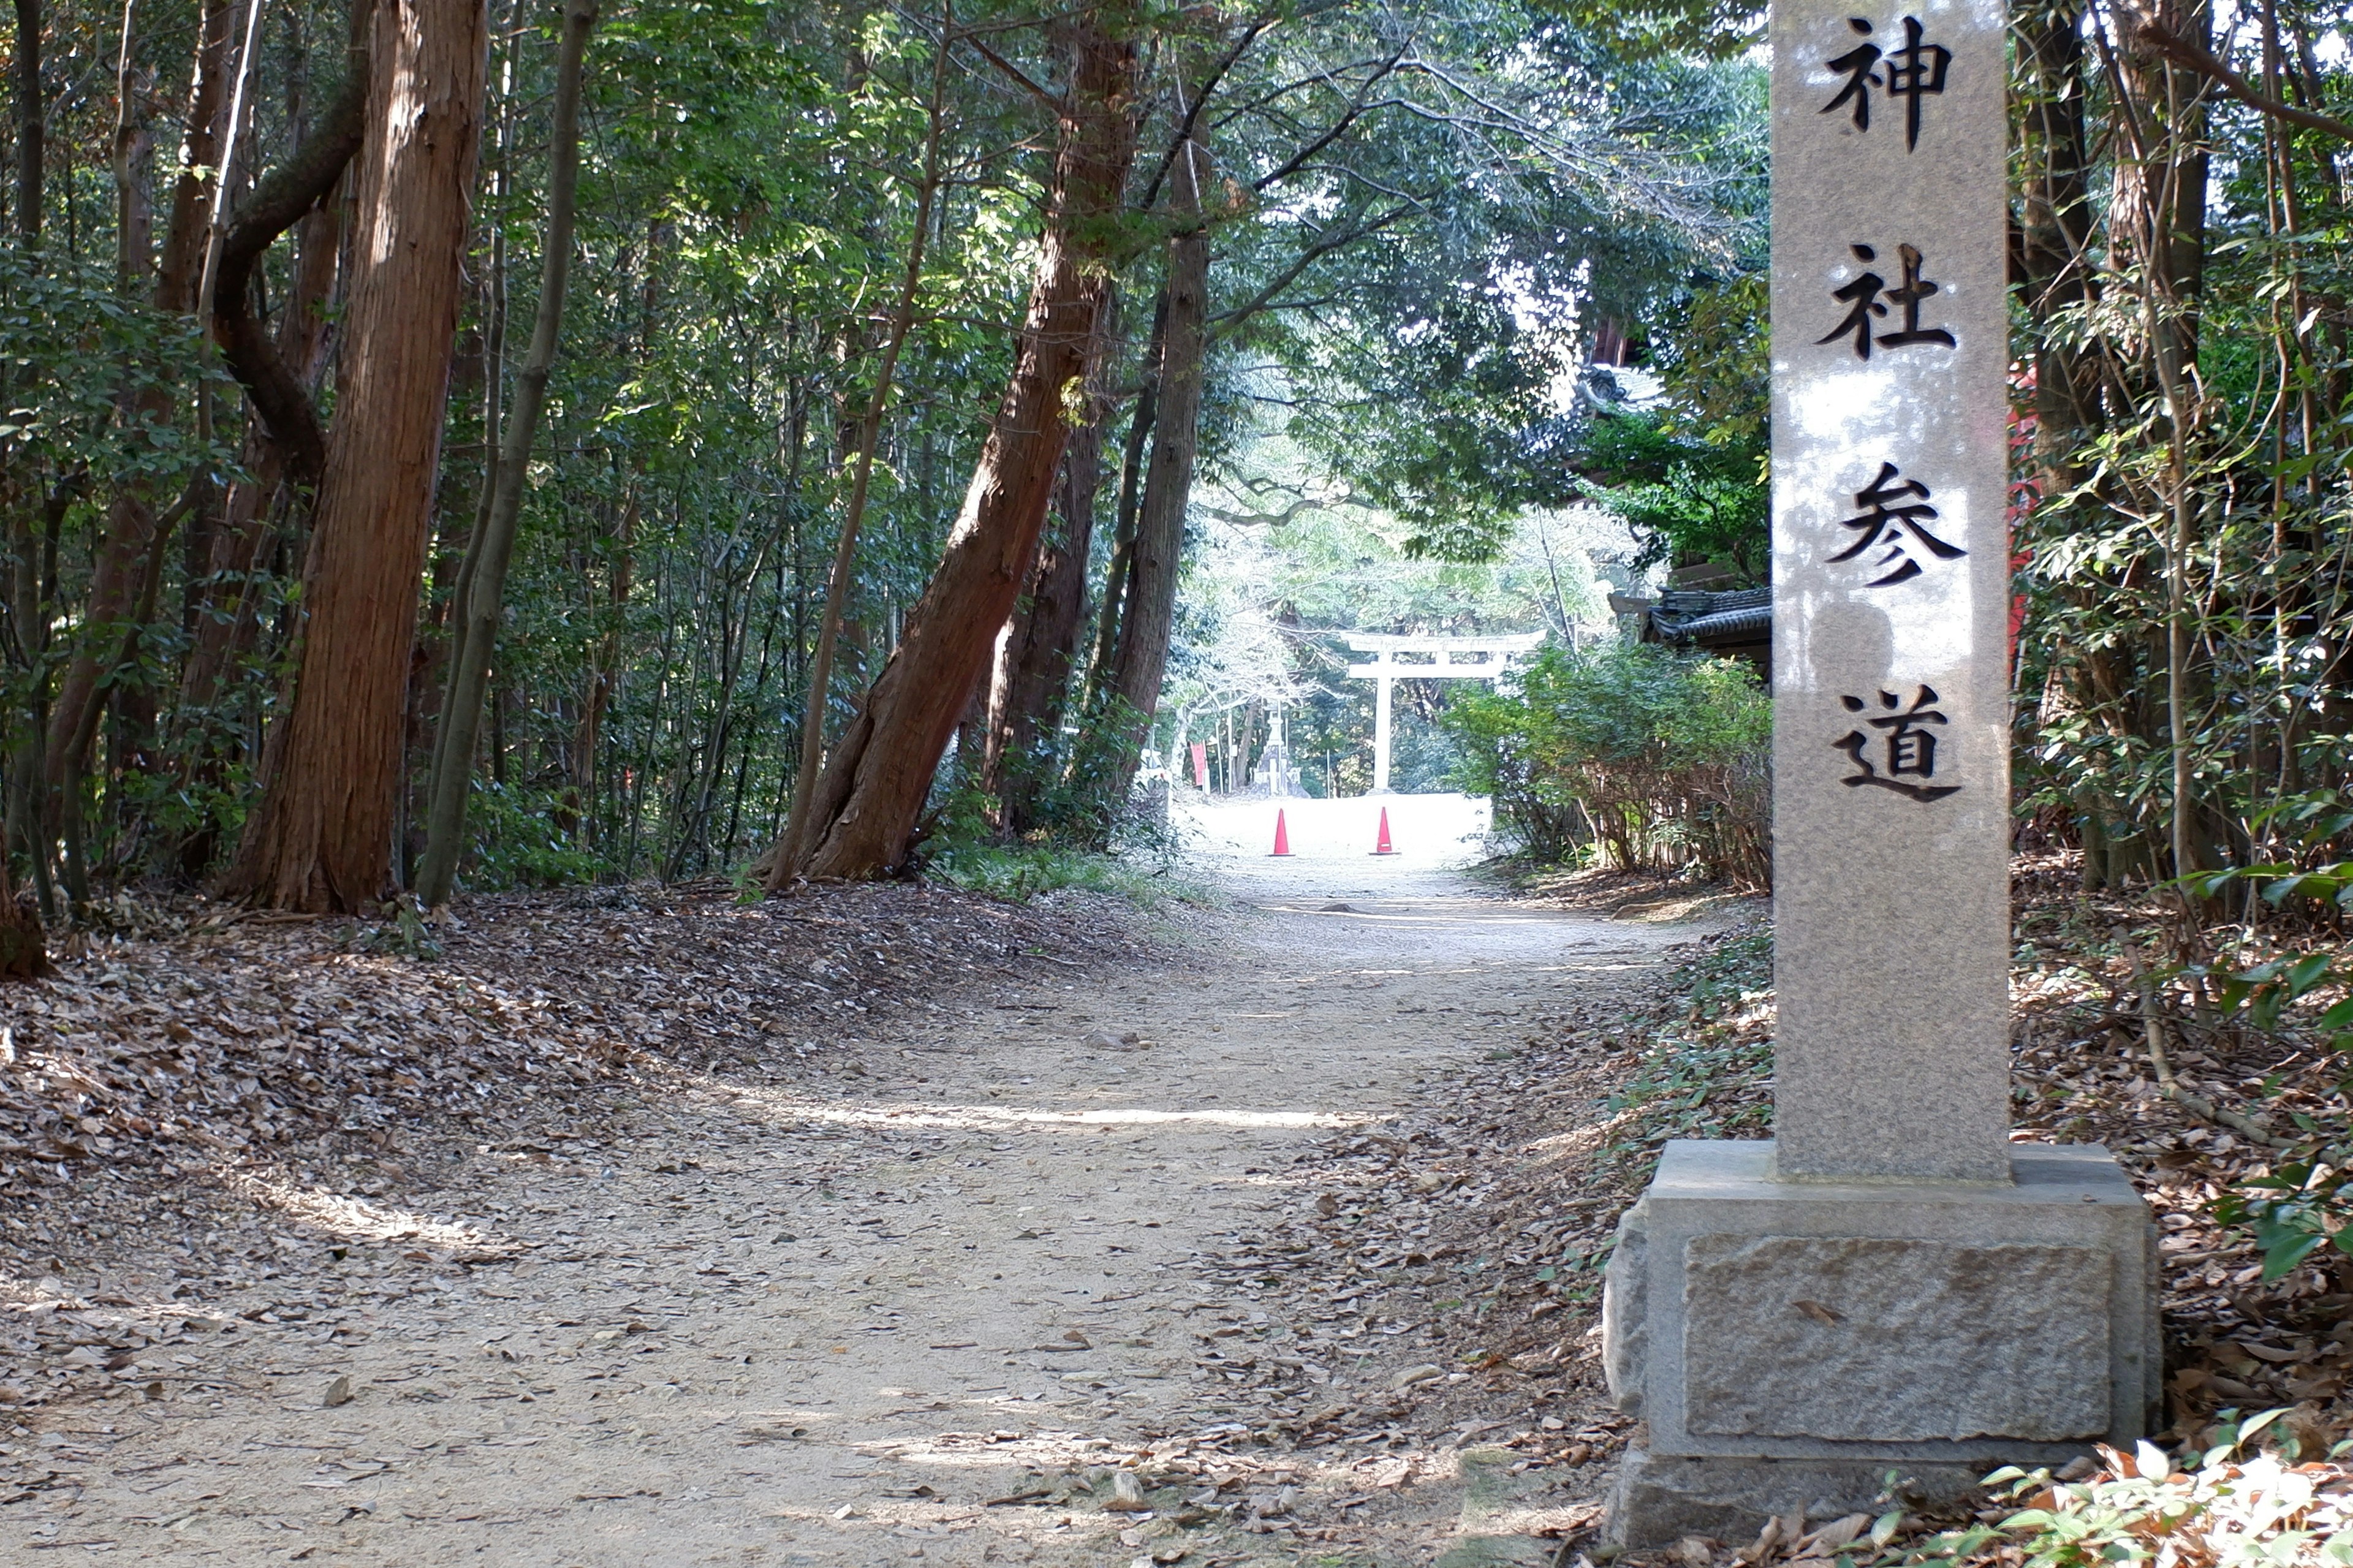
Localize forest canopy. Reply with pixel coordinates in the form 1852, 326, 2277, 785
1, 0, 2349, 961
0, 0, 1760, 929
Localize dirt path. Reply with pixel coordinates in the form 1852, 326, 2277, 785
0, 849, 1707, 1567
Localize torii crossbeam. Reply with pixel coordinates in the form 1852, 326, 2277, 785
1344, 632, 1544, 793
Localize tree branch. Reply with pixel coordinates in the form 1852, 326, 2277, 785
1208, 202, 1417, 336
1137, 12, 1278, 210
2129, 14, 2353, 143
1252, 45, 1409, 192
211, 6, 371, 488
962, 34, 1057, 113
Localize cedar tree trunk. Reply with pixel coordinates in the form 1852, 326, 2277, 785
221, 0, 487, 911
983, 415, 1104, 834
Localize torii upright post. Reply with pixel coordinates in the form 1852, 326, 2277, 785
1598, 0, 2159, 1543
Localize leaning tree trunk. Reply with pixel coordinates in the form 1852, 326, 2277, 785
220, 0, 488, 911
982, 412, 1105, 835
762, 16, 952, 888
778, 19, 1139, 882
1098, 124, 1209, 800
414, 0, 596, 907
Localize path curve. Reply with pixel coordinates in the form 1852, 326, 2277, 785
0, 825, 1699, 1567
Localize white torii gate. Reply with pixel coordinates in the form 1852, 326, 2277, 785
1344, 632, 1544, 793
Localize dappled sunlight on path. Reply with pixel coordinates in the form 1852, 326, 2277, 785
0, 854, 1720, 1566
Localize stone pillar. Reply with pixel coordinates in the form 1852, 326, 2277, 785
1600, 0, 2160, 1543
1371, 670, 1393, 794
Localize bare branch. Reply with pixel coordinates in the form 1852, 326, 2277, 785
2126, 13, 2353, 142
1209, 202, 1419, 336
961, 34, 1057, 112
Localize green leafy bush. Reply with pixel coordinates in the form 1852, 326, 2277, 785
1901, 1412, 2353, 1568
458, 781, 612, 891
912, 783, 1202, 907
1446, 640, 1769, 886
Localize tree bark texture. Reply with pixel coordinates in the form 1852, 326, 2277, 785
1100, 127, 1208, 787
982, 413, 1102, 834
13, 0, 42, 245
782, 20, 1137, 882
415, 0, 595, 907
221, 0, 487, 911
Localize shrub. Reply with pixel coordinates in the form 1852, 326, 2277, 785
1446, 640, 1770, 887
1900, 1412, 2352, 1568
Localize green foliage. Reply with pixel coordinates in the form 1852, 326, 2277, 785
1899, 1413, 2353, 1568
459, 781, 613, 892
1603, 924, 1775, 1151
1531, 0, 1767, 61
0, 251, 235, 493
1577, 405, 1768, 581
2215, 1156, 2353, 1282
1248, 11, 1767, 564
1445, 640, 1769, 884
1655, 271, 1770, 448
915, 784, 1200, 907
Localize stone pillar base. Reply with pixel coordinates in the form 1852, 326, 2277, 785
1601, 1140, 2160, 1549
1607, 1450, 1990, 1548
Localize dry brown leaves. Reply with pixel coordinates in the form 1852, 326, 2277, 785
0, 878, 1139, 1413
2006, 854, 2352, 1441
1153, 856, 2349, 1559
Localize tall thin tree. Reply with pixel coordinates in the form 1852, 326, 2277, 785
762, 6, 952, 890
415, 0, 597, 906
778, 15, 1141, 881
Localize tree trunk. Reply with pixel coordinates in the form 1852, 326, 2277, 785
762, 14, 951, 888
12, 0, 41, 246
181, 191, 344, 724
40, 0, 242, 797
570, 486, 635, 845
983, 412, 1104, 835
1099, 124, 1209, 797
220, 0, 488, 911
781, 18, 1138, 882
209, 20, 370, 492
0, 849, 44, 979
414, 0, 596, 907
2018, 0, 2118, 885
1078, 289, 1165, 714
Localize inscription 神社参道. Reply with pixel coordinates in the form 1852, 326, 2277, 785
1769, 0, 2014, 1183
1599, 0, 2164, 1545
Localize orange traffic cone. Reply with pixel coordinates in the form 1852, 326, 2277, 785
1270, 809, 1295, 857
1371, 806, 1396, 855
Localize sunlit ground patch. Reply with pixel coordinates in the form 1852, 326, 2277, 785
735, 1090, 1373, 1133
233, 1171, 501, 1252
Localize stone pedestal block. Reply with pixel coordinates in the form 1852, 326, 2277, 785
1601, 1140, 2160, 1547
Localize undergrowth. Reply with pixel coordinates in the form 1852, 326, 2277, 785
920, 838, 1208, 906
1899, 1410, 2352, 1567
1602, 923, 1776, 1177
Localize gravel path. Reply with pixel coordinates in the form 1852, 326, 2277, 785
0, 849, 1699, 1566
